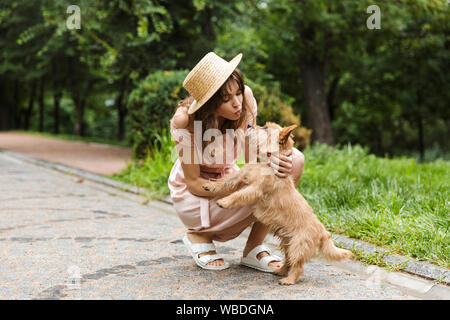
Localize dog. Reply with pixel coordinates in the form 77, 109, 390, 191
202, 122, 353, 285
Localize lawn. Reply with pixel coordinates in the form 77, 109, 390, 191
111, 133, 449, 268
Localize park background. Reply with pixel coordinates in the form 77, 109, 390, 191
0, 1, 448, 269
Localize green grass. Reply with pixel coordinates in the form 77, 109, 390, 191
11, 130, 131, 148
111, 129, 174, 198
300, 143, 449, 268
111, 132, 449, 268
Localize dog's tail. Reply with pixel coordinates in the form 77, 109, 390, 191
320, 233, 353, 261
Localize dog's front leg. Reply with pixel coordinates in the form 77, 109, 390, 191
202, 171, 244, 197
216, 185, 262, 209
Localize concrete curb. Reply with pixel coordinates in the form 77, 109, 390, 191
0, 149, 153, 197
2, 148, 449, 296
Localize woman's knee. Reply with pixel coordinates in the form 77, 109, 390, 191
291, 148, 305, 185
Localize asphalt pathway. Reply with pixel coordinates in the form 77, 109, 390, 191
0, 152, 419, 300
0, 132, 132, 176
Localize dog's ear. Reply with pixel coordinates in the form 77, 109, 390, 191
279, 125, 297, 145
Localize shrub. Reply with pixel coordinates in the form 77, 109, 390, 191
128, 69, 311, 158
128, 70, 189, 158
246, 79, 311, 150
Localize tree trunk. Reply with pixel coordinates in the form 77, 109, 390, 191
72, 80, 94, 137
24, 80, 37, 130
416, 92, 424, 162
52, 60, 61, 134
117, 94, 127, 141
116, 77, 127, 141
327, 76, 340, 121
13, 80, 20, 129
417, 115, 424, 162
0, 77, 9, 130
73, 96, 84, 136
0, 106, 9, 130
53, 89, 61, 134
202, 7, 215, 43
300, 61, 334, 145
38, 78, 45, 132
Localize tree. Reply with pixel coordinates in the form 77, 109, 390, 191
220, 0, 449, 158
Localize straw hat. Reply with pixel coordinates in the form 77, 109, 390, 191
183, 52, 243, 115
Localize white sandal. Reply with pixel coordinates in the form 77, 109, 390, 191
182, 235, 230, 270
240, 244, 283, 273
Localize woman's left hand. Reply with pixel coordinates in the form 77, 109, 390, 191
268, 149, 293, 178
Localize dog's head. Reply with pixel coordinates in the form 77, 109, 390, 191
247, 122, 297, 160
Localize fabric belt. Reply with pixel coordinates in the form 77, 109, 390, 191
200, 198, 210, 228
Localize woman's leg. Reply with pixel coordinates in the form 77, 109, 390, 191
187, 232, 226, 267
243, 148, 305, 266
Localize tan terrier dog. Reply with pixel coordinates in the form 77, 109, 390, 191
202, 122, 353, 285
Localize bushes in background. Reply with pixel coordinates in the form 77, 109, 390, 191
128, 70, 311, 158
128, 70, 189, 158
246, 78, 311, 150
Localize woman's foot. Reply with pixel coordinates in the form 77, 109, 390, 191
187, 233, 226, 267
242, 248, 283, 269
241, 244, 283, 273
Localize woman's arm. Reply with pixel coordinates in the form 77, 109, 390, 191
173, 135, 216, 197
244, 85, 257, 163
171, 106, 214, 197
172, 105, 189, 129
181, 161, 217, 197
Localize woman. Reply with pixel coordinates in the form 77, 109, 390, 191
168, 52, 305, 271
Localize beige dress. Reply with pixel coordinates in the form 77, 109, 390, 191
168, 101, 258, 242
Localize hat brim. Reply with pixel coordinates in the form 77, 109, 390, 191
188, 53, 243, 115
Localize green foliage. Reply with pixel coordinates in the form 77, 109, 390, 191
2, 0, 448, 159
112, 129, 175, 198
128, 70, 189, 158
245, 78, 311, 150
216, 0, 450, 158
300, 143, 449, 268
127, 70, 312, 158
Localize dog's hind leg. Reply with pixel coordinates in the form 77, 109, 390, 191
279, 262, 304, 285
273, 237, 290, 276
278, 236, 314, 285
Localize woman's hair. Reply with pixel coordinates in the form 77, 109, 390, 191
175, 68, 254, 150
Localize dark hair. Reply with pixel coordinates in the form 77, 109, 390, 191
176, 68, 254, 150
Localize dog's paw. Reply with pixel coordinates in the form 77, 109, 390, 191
216, 199, 231, 209
202, 183, 215, 192
279, 277, 295, 285
344, 250, 354, 260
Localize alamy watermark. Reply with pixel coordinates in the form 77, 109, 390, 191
65, 4, 381, 31
365, 265, 383, 290
66, 5, 81, 30
366, 5, 381, 30
67, 265, 81, 290
171, 122, 280, 166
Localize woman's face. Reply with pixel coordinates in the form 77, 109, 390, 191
215, 79, 243, 121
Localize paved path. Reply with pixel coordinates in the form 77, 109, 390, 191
0, 152, 423, 300
0, 132, 132, 175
